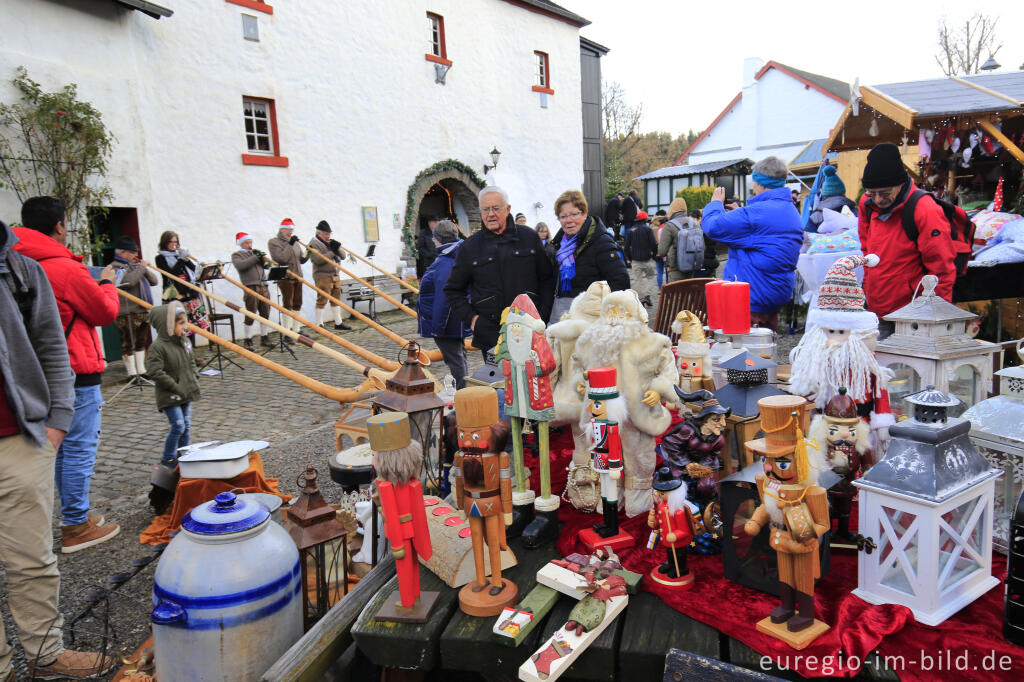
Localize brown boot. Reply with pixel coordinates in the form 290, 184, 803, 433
770, 583, 796, 624
787, 591, 816, 632
61, 518, 120, 554
30, 649, 118, 680
88, 512, 104, 527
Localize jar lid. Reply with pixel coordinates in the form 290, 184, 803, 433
181, 492, 269, 536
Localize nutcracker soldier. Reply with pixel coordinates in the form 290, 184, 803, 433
672, 310, 715, 392
578, 367, 635, 553
368, 412, 438, 622
452, 386, 518, 616
743, 395, 831, 648
808, 387, 870, 542
647, 467, 698, 589
496, 294, 559, 548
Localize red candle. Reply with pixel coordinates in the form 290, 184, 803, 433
721, 281, 750, 335
705, 280, 726, 330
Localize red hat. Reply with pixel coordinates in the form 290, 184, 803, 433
235, 232, 251, 246
636, 211, 649, 221
280, 218, 295, 228
587, 366, 618, 400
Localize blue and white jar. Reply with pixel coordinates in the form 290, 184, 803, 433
152, 492, 302, 681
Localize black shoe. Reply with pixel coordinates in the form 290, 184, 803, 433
260, 335, 273, 348
522, 509, 560, 549
243, 338, 254, 349
594, 499, 619, 538
334, 321, 352, 331
282, 335, 294, 345
505, 502, 534, 539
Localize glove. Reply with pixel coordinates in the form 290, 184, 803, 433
289, 235, 299, 245
391, 545, 406, 561
253, 249, 265, 259
328, 239, 341, 254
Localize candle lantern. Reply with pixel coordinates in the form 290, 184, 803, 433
705, 280, 726, 331
720, 281, 751, 335
372, 341, 445, 485
962, 340, 1024, 552
1006, 488, 1024, 645
283, 465, 349, 630
715, 350, 782, 418
875, 275, 999, 417
853, 386, 1001, 625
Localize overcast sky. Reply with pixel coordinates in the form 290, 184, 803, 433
561, 0, 1024, 137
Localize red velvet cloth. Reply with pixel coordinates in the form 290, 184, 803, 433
528, 426, 1024, 680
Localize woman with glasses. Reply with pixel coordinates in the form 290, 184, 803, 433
156, 230, 210, 335
545, 189, 629, 322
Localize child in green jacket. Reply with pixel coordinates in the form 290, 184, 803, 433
145, 303, 201, 465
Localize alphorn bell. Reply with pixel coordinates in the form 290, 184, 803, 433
296, 239, 418, 318
115, 289, 380, 402
334, 240, 419, 294
147, 263, 390, 387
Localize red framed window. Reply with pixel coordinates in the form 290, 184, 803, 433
226, 0, 272, 14
241, 97, 288, 167
533, 51, 553, 94
426, 12, 450, 66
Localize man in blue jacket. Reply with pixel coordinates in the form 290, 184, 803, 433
702, 156, 803, 331
418, 220, 472, 388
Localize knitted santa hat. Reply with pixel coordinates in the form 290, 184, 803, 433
504, 293, 545, 332
236, 232, 251, 246
280, 218, 295, 229
806, 254, 880, 331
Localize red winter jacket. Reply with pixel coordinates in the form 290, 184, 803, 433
857, 184, 957, 317
12, 228, 120, 378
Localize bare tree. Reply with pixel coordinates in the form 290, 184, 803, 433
935, 12, 1002, 76
602, 81, 643, 144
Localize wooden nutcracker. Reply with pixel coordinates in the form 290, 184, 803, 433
743, 395, 830, 649
672, 310, 715, 392
647, 467, 699, 589
368, 412, 438, 622
453, 386, 519, 616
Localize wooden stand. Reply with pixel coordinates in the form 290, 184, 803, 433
577, 528, 635, 554
755, 616, 830, 650
334, 401, 372, 450
648, 565, 695, 591
518, 595, 627, 682
375, 590, 440, 623
458, 579, 518, 617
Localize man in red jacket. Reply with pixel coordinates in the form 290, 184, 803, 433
15, 197, 120, 553
857, 142, 957, 324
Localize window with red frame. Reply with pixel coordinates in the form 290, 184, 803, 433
426, 12, 450, 65
242, 97, 288, 167
226, 0, 272, 15
533, 51, 552, 93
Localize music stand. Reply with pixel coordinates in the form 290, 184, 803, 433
263, 266, 297, 360
197, 263, 244, 376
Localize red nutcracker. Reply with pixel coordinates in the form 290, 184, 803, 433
369, 411, 438, 622
647, 467, 698, 589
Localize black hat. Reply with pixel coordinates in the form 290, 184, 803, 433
115, 236, 139, 252
653, 466, 682, 492
673, 386, 731, 420
315, 220, 331, 234
861, 142, 909, 189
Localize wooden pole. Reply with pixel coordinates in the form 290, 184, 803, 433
147, 263, 389, 384
670, 545, 681, 578
978, 119, 1024, 166
297, 239, 418, 318
115, 289, 381, 402
336, 240, 420, 294
218, 271, 399, 371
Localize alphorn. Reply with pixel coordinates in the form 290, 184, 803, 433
336, 240, 420, 294
115, 289, 381, 402
148, 263, 390, 386
296, 239, 418, 318
217, 270, 399, 371
287, 271, 444, 364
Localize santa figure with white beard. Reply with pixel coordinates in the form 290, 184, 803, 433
788, 254, 895, 456
575, 290, 678, 517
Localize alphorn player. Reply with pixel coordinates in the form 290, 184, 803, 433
306, 220, 351, 331
231, 232, 273, 348
267, 218, 308, 337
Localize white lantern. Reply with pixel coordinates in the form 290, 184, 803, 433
876, 276, 999, 417
961, 339, 1024, 553
853, 386, 1001, 626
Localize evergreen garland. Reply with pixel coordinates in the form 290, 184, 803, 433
403, 159, 485, 256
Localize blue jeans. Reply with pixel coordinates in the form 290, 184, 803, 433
655, 259, 665, 288
55, 385, 103, 526
162, 403, 192, 464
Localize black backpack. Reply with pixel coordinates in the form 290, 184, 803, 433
626, 225, 655, 262
1, 251, 35, 328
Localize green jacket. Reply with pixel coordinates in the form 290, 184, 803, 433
145, 303, 201, 411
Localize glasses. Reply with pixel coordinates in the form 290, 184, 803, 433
480, 206, 505, 215
558, 211, 583, 222
865, 186, 899, 199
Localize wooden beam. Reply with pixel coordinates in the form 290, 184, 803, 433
860, 86, 917, 130
950, 76, 1023, 106
823, 104, 851, 153
978, 119, 1024, 165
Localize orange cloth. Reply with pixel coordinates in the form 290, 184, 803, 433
139, 452, 291, 546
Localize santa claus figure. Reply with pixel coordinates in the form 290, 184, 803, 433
575, 290, 678, 516
672, 310, 714, 392
647, 467, 699, 589
496, 294, 559, 547
789, 254, 894, 455
808, 387, 870, 541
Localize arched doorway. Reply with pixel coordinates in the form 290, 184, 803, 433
403, 160, 485, 255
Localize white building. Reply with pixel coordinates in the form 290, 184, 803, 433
639, 58, 848, 214
0, 0, 600, 347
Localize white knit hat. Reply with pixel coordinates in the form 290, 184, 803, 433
806, 254, 880, 330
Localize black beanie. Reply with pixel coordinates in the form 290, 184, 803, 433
315, 220, 331, 233
861, 143, 908, 189
115, 235, 139, 252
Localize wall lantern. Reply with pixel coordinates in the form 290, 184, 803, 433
483, 147, 501, 175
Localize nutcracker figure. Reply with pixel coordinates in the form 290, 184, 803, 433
496, 294, 559, 548
647, 467, 699, 589
452, 386, 519, 616
743, 395, 831, 648
368, 412, 438, 622
578, 367, 635, 553
808, 387, 870, 542
672, 310, 715, 392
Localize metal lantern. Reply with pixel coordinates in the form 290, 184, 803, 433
1006, 488, 1024, 645
962, 340, 1024, 552
876, 275, 999, 416
283, 465, 349, 630
372, 341, 445, 484
853, 386, 1001, 625
714, 350, 783, 417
